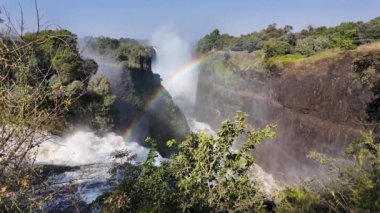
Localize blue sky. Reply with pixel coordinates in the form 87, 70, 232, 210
1, 0, 379, 40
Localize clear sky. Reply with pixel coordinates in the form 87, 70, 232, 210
1, 0, 379, 40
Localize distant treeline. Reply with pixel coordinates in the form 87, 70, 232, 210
197, 17, 380, 57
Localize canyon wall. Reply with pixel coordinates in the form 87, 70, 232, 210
195, 46, 380, 182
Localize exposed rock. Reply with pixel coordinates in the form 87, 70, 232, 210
79, 37, 190, 156
115, 59, 190, 157
195, 48, 380, 182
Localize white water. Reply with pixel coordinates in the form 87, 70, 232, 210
35, 118, 278, 205
36, 131, 151, 165
35, 132, 163, 204
188, 118, 215, 135
150, 27, 198, 104
35, 31, 279, 207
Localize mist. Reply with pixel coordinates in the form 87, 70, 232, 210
150, 27, 199, 111
79, 39, 126, 96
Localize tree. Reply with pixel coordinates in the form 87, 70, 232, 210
103, 112, 277, 212
284, 25, 294, 34
263, 40, 292, 58
197, 29, 233, 53
360, 17, 380, 42
261, 23, 285, 40
295, 36, 331, 56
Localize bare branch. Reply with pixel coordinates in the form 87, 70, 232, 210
34, 0, 40, 33
18, 3, 24, 35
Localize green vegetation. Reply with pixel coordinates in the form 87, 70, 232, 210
278, 132, 380, 212
263, 40, 291, 58
197, 29, 234, 53
101, 113, 380, 212
0, 29, 108, 210
0, 28, 189, 210
1, 10, 380, 212
197, 17, 380, 70
85, 36, 190, 156
19, 30, 116, 134
87, 36, 153, 70
102, 112, 277, 212
264, 49, 344, 70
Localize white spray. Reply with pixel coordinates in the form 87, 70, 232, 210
150, 27, 198, 106
35, 131, 163, 204
36, 131, 152, 166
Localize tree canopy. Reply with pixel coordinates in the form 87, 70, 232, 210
197, 17, 380, 58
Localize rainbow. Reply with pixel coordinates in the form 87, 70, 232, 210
123, 55, 207, 141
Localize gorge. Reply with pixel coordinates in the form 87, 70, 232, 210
35, 32, 380, 211
1, 12, 380, 212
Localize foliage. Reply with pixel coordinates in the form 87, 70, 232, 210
67, 75, 116, 133
0, 30, 83, 211
262, 40, 291, 58
360, 17, 380, 42
103, 112, 277, 212
230, 33, 263, 52
330, 35, 356, 50
85, 35, 190, 155
197, 29, 234, 53
96, 37, 120, 54
22, 30, 116, 134
197, 17, 380, 61
116, 44, 152, 70
264, 53, 303, 69
277, 132, 380, 212
52, 48, 80, 83
295, 36, 331, 56
88, 36, 153, 70
0, 23, 116, 210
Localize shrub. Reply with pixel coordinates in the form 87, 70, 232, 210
263, 40, 291, 58
197, 29, 233, 53
360, 17, 380, 41
277, 132, 380, 212
103, 112, 277, 212
0, 30, 82, 211
52, 49, 80, 83
295, 36, 331, 56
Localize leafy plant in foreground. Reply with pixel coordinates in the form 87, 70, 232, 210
278, 132, 380, 212
103, 112, 277, 212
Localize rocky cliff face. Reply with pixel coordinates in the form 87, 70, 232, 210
80, 37, 190, 157
115, 57, 190, 157
195, 45, 380, 182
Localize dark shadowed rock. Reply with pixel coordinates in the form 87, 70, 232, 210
195, 48, 380, 182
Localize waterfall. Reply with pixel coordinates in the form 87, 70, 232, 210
35, 31, 279, 208
36, 131, 149, 165
35, 131, 156, 204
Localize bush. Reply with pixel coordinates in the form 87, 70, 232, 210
263, 40, 291, 58
96, 37, 120, 54
360, 17, 380, 41
0, 30, 82, 211
103, 112, 277, 212
52, 49, 80, 83
197, 29, 233, 53
295, 36, 331, 56
278, 132, 380, 212
331, 35, 356, 50
197, 17, 380, 58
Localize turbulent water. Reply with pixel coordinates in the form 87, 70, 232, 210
35, 120, 218, 206
36, 132, 154, 205
34, 31, 278, 208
